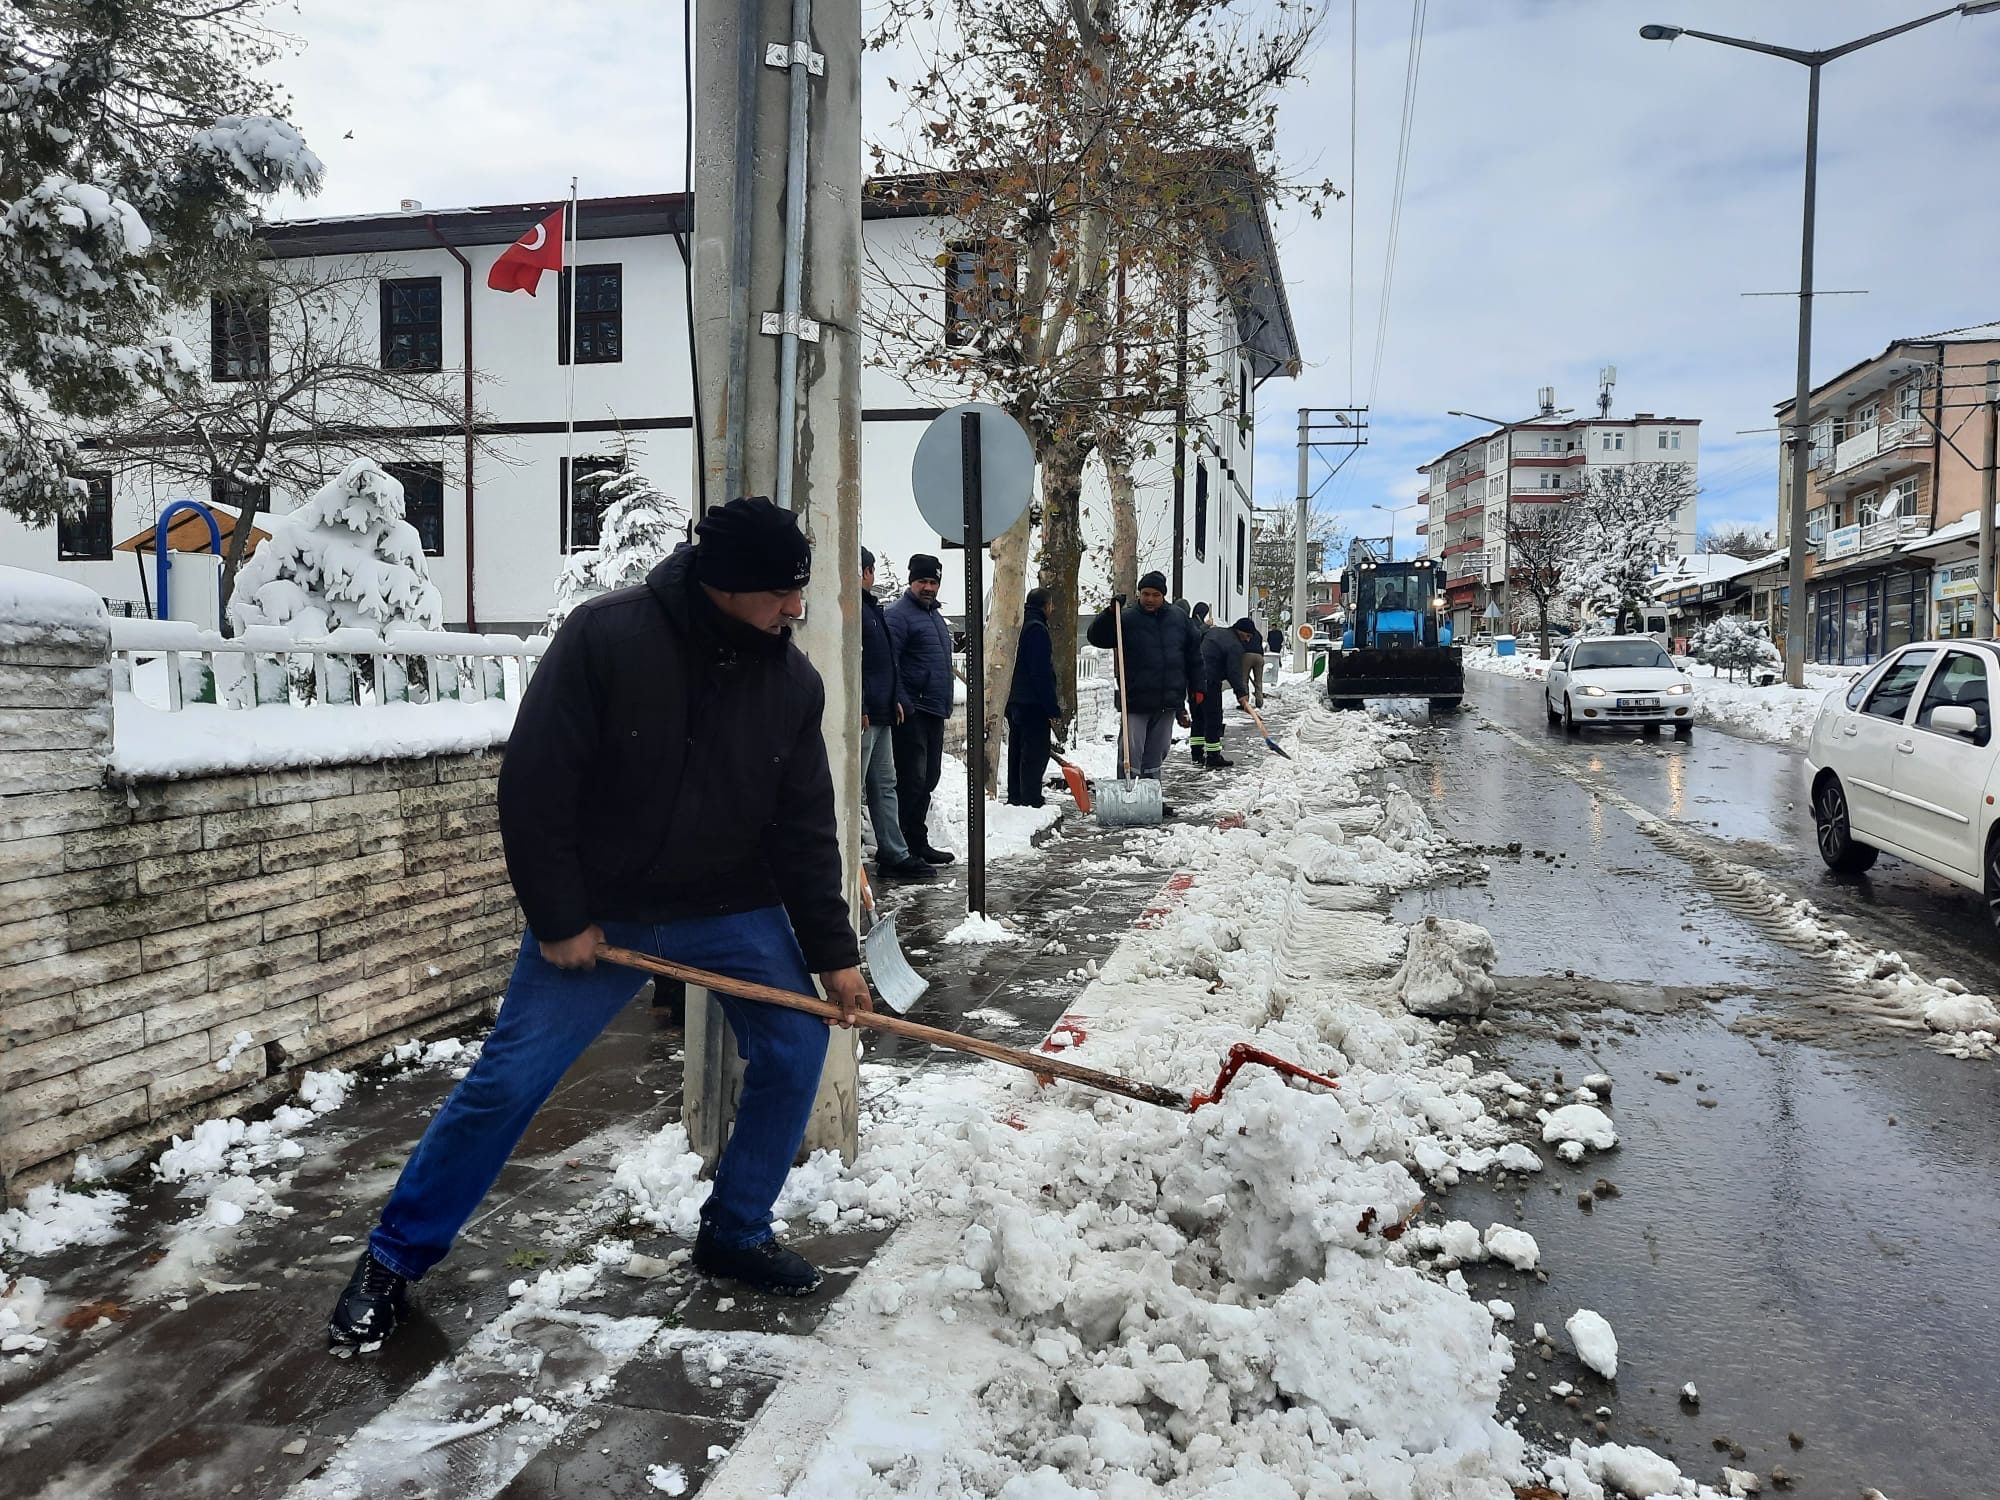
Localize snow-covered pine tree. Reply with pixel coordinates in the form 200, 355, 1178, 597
228, 459, 444, 702
1, 1, 323, 524
870, 548, 905, 605
546, 470, 689, 632
1690, 615, 1779, 682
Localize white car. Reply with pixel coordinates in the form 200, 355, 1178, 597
1543, 635, 1696, 739
1805, 640, 1999, 914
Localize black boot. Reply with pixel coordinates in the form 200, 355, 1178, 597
693, 1226, 824, 1297
1204, 751, 1233, 769
1190, 744, 1205, 765
919, 845, 956, 865
328, 1248, 409, 1348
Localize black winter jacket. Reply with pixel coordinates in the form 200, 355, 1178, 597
886, 590, 954, 718
1007, 601, 1062, 716
496, 546, 860, 972
860, 591, 903, 724
1200, 625, 1252, 698
1086, 600, 1201, 714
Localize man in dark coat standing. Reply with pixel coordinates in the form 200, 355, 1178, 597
328, 497, 872, 1348
860, 548, 930, 879
1086, 569, 1201, 779
1006, 587, 1062, 806
1195, 616, 1259, 768
886, 554, 955, 864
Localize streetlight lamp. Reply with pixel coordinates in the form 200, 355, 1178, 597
1372, 500, 1425, 562
1642, 3, 2000, 685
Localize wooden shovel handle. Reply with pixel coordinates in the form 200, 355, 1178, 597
597, 944, 1191, 1113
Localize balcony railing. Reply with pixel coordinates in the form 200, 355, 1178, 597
1831, 417, 1924, 476
1817, 511, 1925, 563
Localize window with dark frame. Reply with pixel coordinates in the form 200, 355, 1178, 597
1236, 517, 1247, 591
56, 473, 113, 560
1193, 462, 1208, 561
381, 277, 444, 371
559, 264, 623, 364
942, 240, 1017, 348
561, 455, 626, 552
387, 461, 447, 557
210, 291, 270, 382
1237, 365, 1250, 446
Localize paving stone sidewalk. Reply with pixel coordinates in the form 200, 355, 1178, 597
0, 745, 1233, 1500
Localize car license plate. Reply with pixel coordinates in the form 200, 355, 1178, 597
1618, 697, 1659, 709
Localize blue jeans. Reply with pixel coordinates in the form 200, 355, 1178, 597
368, 908, 828, 1279
861, 723, 912, 864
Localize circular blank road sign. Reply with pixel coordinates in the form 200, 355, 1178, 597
912, 402, 1035, 546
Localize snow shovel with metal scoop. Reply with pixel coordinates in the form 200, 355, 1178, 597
596, 946, 1339, 1113
1094, 600, 1164, 828
1244, 704, 1292, 760
858, 868, 927, 1015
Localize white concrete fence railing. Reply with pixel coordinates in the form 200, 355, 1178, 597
106, 619, 549, 712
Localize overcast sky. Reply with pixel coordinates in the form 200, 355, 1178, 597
274, 0, 2000, 558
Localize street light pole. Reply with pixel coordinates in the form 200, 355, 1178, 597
1641, 3, 1999, 685
1372, 501, 1424, 564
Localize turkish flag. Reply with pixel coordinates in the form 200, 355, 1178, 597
486, 207, 565, 295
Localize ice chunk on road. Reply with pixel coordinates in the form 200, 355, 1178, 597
1394, 915, 1498, 1018
1542, 1103, 1618, 1152
1567, 1308, 1618, 1379
1498, 1142, 1543, 1173
1486, 1299, 1515, 1322
1922, 992, 2000, 1034
941, 913, 1023, 946
1437, 1219, 1485, 1263
1484, 1224, 1540, 1271
1590, 1440, 1678, 1496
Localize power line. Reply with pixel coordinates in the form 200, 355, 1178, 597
1369, 0, 1426, 406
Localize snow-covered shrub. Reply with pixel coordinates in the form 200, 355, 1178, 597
546, 470, 689, 633
1689, 615, 1779, 682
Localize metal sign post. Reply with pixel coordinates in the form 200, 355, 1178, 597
911, 401, 1033, 923
960, 409, 987, 915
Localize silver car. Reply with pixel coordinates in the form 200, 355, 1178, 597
1544, 635, 1697, 739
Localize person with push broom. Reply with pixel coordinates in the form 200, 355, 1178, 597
1194, 617, 1260, 768
328, 497, 872, 1349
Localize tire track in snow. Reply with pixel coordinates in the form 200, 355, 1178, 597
1477, 711, 1994, 1054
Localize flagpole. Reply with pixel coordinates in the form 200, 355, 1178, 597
564, 176, 578, 543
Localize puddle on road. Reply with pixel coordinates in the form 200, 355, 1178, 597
1442, 993, 2000, 1500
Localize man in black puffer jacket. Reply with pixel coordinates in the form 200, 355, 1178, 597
329, 498, 870, 1349
886, 554, 956, 864
1085, 569, 1201, 779
1195, 616, 1259, 768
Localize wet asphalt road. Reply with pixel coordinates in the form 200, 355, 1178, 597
1397, 670, 2000, 1500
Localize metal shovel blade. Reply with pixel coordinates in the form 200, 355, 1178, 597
1095, 775, 1163, 828
863, 908, 928, 1014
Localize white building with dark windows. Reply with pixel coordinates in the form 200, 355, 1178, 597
4, 188, 1297, 635
1418, 404, 1701, 638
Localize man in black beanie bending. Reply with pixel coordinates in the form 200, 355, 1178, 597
329, 496, 872, 1348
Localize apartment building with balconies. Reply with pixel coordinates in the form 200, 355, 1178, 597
1420, 407, 1701, 638
1776, 321, 1999, 664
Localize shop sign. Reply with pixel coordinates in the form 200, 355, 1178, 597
1936, 559, 1980, 601
1700, 581, 1726, 602
1824, 524, 1861, 561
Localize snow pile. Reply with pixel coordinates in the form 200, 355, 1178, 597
1691, 671, 1848, 744
611, 1125, 855, 1241
1591, 1440, 1675, 1495
1464, 648, 1554, 683
0, 1181, 127, 1260
111, 697, 517, 780
683, 705, 1586, 1496
1566, 1308, 1619, 1380
1394, 915, 1498, 1017
928, 752, 1065, 861
0, 1275, 50, 1356
942, 913, 1024, 946
1920, 991, 2000, 1036
0, 564, 108, 648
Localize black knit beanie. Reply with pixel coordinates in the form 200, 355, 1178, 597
1138, 569, 1168, 593
1232, 616, 1257, 636
694, 497, 812, 592
908, 553, 944, 583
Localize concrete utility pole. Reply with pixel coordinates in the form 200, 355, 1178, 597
689, 0, 865, 1164
1980, 360, 1998, 639
1292, 410, 1310, 673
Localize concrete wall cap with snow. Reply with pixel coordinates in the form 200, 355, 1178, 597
0, 564, 109, 645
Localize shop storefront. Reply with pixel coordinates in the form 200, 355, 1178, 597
1934, 558, 1981, 639
1808, 565, 1930, 665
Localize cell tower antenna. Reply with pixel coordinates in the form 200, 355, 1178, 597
1536, 386, 1556, 417
1597, 365, 1617, 419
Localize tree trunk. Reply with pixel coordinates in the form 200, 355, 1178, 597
1106, 449, 1138, 600
217, 481, 265, 633
1036, 435, 1091, 736
978, 501, 1036, 800
1537, 599, 1552, 661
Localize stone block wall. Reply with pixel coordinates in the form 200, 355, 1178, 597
0, 606, 520, 1203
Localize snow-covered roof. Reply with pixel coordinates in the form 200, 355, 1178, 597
1901, 513, 1981, 554
1650, 550, 1782, 598
1918, 321, 2000, 344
